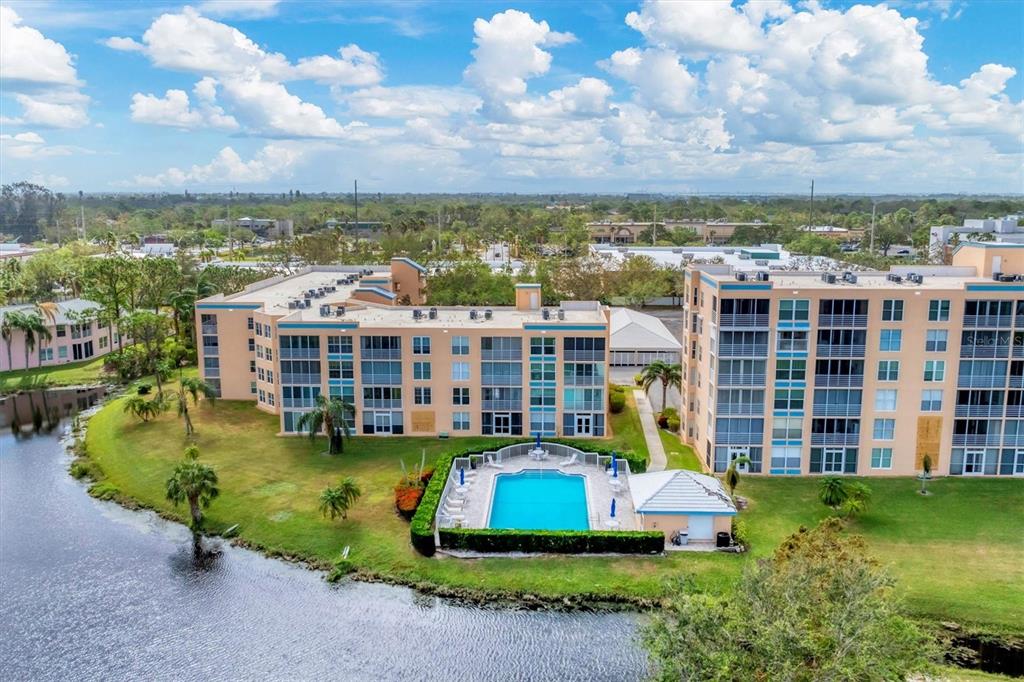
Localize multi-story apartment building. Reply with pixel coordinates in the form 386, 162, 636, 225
195, 258, 610, 438
1, 299, 119, 372
679, 242, 1024, 478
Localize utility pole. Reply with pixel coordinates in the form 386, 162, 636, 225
353, 179, 358, 230
809, 179, 815, 230
870, 202, 877, 253
78, 190, 85, 241
652, 203, 658, 245
226, 188, 232, 255
437, 205, 442, 255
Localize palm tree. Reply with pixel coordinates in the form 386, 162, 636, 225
170, 373, 217, 437
166, 450, 219, 530
319, 477, 362, 521
639, 360, 683, 412
818, 476, 849, 511
1, 310, 20, 371
123, 395, 165, 422
840, 482, 872, 519
919, 455, 933, 496
15, 312, 52, 369
724, 456, 751, 497
296, 394, 355, 455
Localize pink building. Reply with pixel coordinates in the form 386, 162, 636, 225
1, 299, 119, 372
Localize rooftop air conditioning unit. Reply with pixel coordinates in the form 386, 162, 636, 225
891, 275, 903, 284
736, 272, 747, 281
319, 304, 330, 316
335, 306, 345, 317
846, 273, 858, 284
723, 248, 735, 254
672, 248, 683, 254
1001, 274, 1016, 282
992, 272, 1003, 281
288, 301, 297, 310
738, 253, 750, 260
484, 309, 493, 321
542, 308, 551, 320
303, 298, 311, 307
429, 308, 438, 320
755, 259, 768, 266
470, 310, 479, 321
824, 273, 837, 284
756, 271, 769, 282
557, 309, 566, 320
413, 309, 423, 321
336, 279, 345, 285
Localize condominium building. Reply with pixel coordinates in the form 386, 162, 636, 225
0, 299, 119, 372
679, 242, 1024, 478
195, 258, 610, 438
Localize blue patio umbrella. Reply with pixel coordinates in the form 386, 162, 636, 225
611, 498, 617, 518
535, 432, 542, 449
612, 455, 618, 478
459, 467, 465, 486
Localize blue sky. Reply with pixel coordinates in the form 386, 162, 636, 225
1, 0, 1021, 194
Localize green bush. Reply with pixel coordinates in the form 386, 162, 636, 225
732, 517, 750, 548
666, 416, 680, 432
634, 373, 643, 386
410, 440, 648, 556
609, 391, 626, 414
439, 528, 664, 554
137, 383, 152, 395
88, 481, 121, 500
661, 407, 679, 419
610, 383, 626, 394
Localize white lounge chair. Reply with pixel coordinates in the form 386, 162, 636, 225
485, 454, 504, 469
559, 452, 579, 467
609, 478, 623, 493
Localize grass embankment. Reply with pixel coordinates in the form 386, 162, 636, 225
0, 357, 111, 393
82, 391, 1023, 631
658, 428, 703, 471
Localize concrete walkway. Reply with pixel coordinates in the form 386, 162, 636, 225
633, 390, 667, 472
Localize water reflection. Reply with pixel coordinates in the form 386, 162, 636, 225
0, 385, 107, 432
0, 413, 648, 681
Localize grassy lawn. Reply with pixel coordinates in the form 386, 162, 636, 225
607, 387, 649, 463
0, 357, 111, 393
657, 428, 703, 471
83, 390, 1024, 632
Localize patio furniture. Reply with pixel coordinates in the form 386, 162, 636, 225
485, 454, 504, 469
559, 452, 579, 467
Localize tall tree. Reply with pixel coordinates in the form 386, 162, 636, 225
296, 394, 355, 455
165, 447, 220, 531
640, 360, 682, 412
170, 374, 216, 437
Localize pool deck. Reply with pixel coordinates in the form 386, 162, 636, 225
443, 454, 638, 531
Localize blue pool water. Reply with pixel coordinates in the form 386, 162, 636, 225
488, 470, 589, 531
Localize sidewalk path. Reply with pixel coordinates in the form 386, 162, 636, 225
633, 390, 667, 472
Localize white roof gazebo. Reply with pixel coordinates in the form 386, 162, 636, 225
609, 308, 682, 366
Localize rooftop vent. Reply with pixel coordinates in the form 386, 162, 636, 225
428, 307, 438, 320
542, 308, 551, 320
288, 301, 297, 310
335, 306, 345, 317
736, 272, 747, 281
413, 309, 423, 321
470, 310, 479, 321
557, 309, 566, 321
319, 304, 330, 316
993, 272, 1003, 282
484, 309, 493, 321
756, 271, 770, 282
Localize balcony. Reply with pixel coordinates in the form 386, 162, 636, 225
717, 373, 766, 387
816, 344, 866, 358
203, 367, 220, 378
200, 324, 218, 335
361, 348, 401, 360
1011, 375, 1024, 388
960, 345, 1010, 359
481, 399, 523, 411
279, 347, 320, 360
564, 374, 604, 387
810, 433, 860, 446
955, 404, 1005, 418
718, 344, 769, 358
202, 345, 219, 357
1004, 433, 1024, 446
814, 374, 863, 388
481, 375, 523, 387
1006, 404, 1024, 418
714, 432, 764, 445
360, 374, 402, 386
1013, 345, 1024, 359
563, 350, 605, 362
952, 433, 1001, 446
717, 403, 765, 416
718, 313, 769, 328
817, 314, 867, 328
812, 404, 862, 417
962, 314, 1013, 328
481, 349, 523, 361
363, 399, 402, 409
280, 373, 321, 385
282, 397, 317, 408
957, 375, 1007, 388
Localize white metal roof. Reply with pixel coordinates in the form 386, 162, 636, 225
610, 308, 681, 352
628, 469, 736, 515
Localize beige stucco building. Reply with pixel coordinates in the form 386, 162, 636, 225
679, 242, 1024, 478
196, 258, 611, 438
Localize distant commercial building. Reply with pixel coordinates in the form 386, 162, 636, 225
211, 217, 294, 239
195, 258, 611, 439
324, 219, 386, 238
591, 243, 841, 272
0, 299, 119, 371
800, 225, 855, 240
929, 215, 1023, 256
679, 241, 1024, 478
586, 220, 772, 245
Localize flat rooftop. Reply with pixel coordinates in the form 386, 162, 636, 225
283, 302, 607, 328
215, 266, 391, 314
700, 267, 997, 291
592, 244, 841, 271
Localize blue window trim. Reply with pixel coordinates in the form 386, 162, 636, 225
279, 322, 359, 330
523, 324, 606, 331
197, 303, 261, 310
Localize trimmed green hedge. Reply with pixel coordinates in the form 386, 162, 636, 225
410, 439, 648, 556
439, 528, 665, 554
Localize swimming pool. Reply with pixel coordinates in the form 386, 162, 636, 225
488, 470, 589, 531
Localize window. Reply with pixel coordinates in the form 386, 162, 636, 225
39, 347, 53, 361
257, 367, 266, 381
267, 370, 273, 384
773, 389, 804, 411
452, 412, 470, 431
413, 361, 431, 380
98, 336, 108, 349
267, 392, 275, 406
248, 339, 255, 352
56, 325, 66, 338
929, 299, 950, 321
877, 360, 900, 381
58, 346, 68, 359
879, 329, 902, 352
412, 336, 431, 355
770, 446, 802, 471
414, 387, 432, 405
873, 418, 895, 440
871, 447, 893, 469
266, 348, 272, 361
247, 317, 254, 330
882, 299, 904, 321
452, 387, 470, 405
779, 299, 810, 322
924, 360, 945, 382
250, 381, 257, 395
921, 389, 943, 411
530, 362, 556, 381
875, 389, 897, 411
530, 337, 555, 356
530, 387, 556, 407
250, 360, 256, 373
327, 335, 353, 354
926, 329, 948, 352
777, 331, 808, 352
775, 358, 806, 381
772, 417, 803, 440
451, 362, 469, 381
451, 335, 469, 355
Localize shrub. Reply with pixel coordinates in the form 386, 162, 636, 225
661, 407, 679, 419
634, 373, 643, 386
732, 517, 750, 548
88, 481, 120, 500
439, 528, 664, 554
137, 383, 152, 395
395, 485, 424, 520
610, 383, 626, 394
657, 414, 669, 428
609, 391, 626, 414
666, 416, 680, 432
